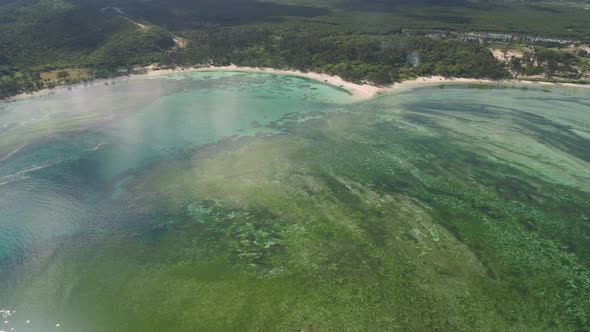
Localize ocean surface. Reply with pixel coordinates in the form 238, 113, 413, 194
0, 72, 589, 331
0, 71, 356, 262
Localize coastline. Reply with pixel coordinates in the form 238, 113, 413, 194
142, 65, 384, 98
6, 64, 590, 102
6, 87, 59, 102
141, 65, 590, 98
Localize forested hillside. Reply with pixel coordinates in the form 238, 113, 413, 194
1, 0, 589, 99
0, 0, 177, 97
171, 30, 508, 84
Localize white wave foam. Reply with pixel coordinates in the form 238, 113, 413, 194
0, 159, 65, 187
0, 144, 27, 163
83, 143, 106, 152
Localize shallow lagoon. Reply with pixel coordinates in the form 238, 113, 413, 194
0, 72, 356, 262
0, 73, 589, 331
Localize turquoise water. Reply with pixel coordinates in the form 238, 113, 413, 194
1, 74, 589, 331
0, 72, 356, 265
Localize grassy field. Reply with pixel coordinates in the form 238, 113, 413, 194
40, 68, 93, 83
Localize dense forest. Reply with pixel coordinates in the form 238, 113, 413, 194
0, 0, 589, 99
168, 30, 510, 84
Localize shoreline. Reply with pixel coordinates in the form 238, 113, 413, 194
5, 65, 590, 102
141, 65, 590, 98
141, 65, 384, 98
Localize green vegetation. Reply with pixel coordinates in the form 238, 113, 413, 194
172, 30, 509, 84
0, 0, 177, 98
2, 1, 590, 329
508, 47, 586, 78
1, 0, 590, 99
89, 26, 176, 71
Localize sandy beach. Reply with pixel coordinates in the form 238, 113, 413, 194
6, 65, 590, 102
143, 65, 590, 99
6, 87, 58, 101
143, 64, 385, 98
